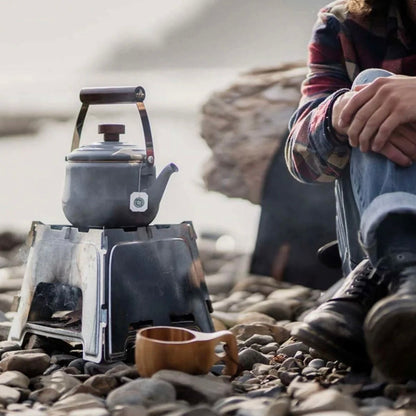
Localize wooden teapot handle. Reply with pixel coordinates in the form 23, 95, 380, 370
80, 86, 145, 104
71, 86, 154, 164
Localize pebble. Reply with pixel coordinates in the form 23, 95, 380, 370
2, 348, 45, 359
32, 370, 82, 396
291, 389, 361, 415
106, 378, 176, 410
213, 396, 249, 412
238, 348, 270, 371
51, 354, 80, 366
267, 286, 312, 301
236, 312, 277, 326
60, 384, 102, 400
68, 358, 86, 372
264, 397, 291, 416
147, 401, 190, 416
252, 364, 274, 376
360, 396, 394, 409
260, 342, 279, 354
105, 364, 138, 380
278, 371, 299, 386
0, 353, 50, 377
280, 357, 303, 371
241, 300, 294, 321
153, 370, 233, 404
231, 277, 281, 296
233, 397, 274, 416
43, 363, 62, 375
84, 361, 124, 376
112, 405, 148, 416
244, 334, 275, 347
210, 311, 239, 328
229, 323, 290, 343
246, 386, 282, 399
6, 402, 31, 411
52, 393, 106, 413
5, 408, 46, 416
302, 366, 318, 378
376, 411, 416, 416
287, 379, 322, 400
0, 341, 20, 357
278, 341, 310, 357
28, 387, 61, 405
0, 370, 29, 389
68, 408, 110, 416
308, 358, 326, 369
205, 272, 236, 295
83, 374, 118, 396
0, 384, 20, 406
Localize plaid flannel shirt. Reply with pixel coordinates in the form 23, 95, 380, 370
285, 0, 416, 183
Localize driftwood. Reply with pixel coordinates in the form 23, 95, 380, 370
200, 62, 307, 205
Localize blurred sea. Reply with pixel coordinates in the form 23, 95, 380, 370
0, 0, 327, 252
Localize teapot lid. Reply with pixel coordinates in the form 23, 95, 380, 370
66, 124, 146, 162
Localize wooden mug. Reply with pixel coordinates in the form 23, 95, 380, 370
135, 326, 239, 377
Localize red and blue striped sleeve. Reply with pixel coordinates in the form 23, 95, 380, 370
285, 5, 352, 183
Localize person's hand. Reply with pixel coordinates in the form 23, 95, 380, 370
331, 88, 416, 166
338, 75, 416, 152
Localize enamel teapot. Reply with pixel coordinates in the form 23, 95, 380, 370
62, 86, 178, 228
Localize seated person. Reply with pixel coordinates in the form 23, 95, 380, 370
285, 0, 416, 381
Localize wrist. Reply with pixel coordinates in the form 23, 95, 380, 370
325, 89, 350, 143
331, 97, 349, 140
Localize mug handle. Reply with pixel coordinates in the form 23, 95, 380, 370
212, 331, 239, 376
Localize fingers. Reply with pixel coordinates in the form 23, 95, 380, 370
378, 142, 412, 167
347, 102, 392, 152
339, 82, 375, 127
371, 115, 400, 152
389, 126, 416, 159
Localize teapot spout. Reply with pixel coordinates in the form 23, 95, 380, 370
148, 163, 178, 206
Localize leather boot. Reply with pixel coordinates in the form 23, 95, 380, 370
292, 259, 387, 368
364, 252, 416, 381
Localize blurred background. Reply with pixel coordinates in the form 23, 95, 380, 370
0, 0, 327, 252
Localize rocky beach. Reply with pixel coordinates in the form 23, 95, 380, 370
1, 1, 411, 415
0, 232, 412, 416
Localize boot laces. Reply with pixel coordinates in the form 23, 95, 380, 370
345, 265, 380, 300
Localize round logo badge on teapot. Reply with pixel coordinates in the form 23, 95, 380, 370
130, 192, 149, 212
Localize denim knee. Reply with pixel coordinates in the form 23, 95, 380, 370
352, 68, 394, 88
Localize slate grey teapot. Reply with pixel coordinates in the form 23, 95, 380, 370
62, 86, 178, 228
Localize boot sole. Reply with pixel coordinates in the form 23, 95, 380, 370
365, 296, 416, 382
292, 322, 370, 369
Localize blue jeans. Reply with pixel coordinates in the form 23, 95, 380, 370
336, 69, 416, 273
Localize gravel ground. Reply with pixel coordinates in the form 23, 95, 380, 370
0, 232, 413, 416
